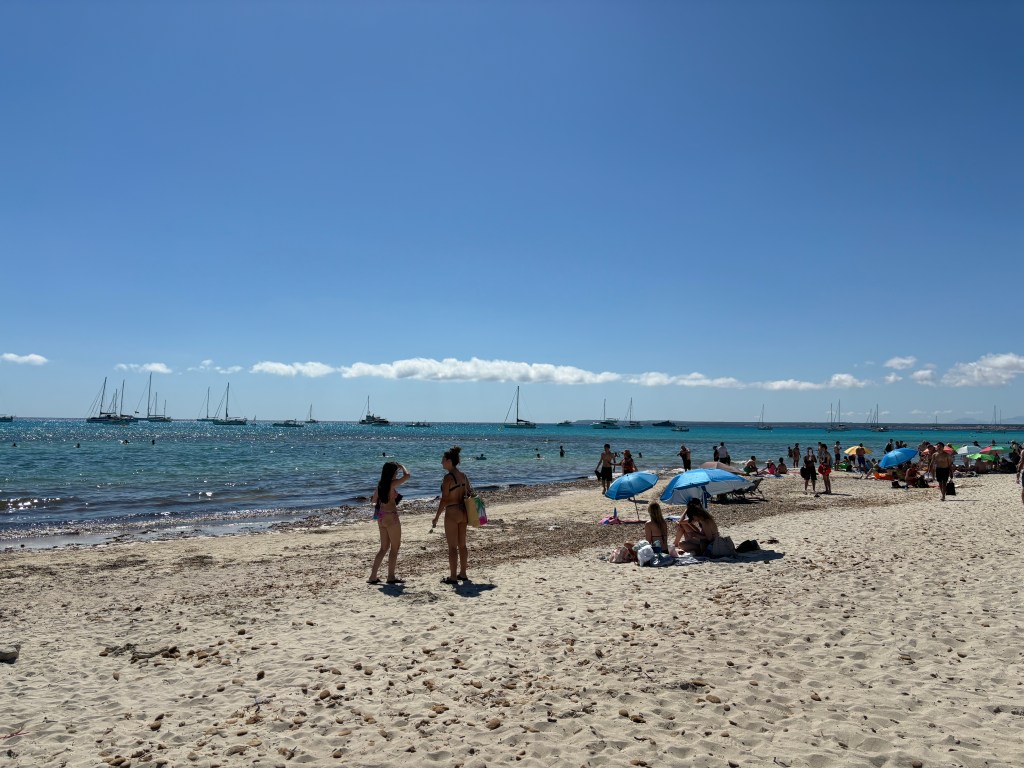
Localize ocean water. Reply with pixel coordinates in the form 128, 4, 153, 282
1, 419, 1018, 546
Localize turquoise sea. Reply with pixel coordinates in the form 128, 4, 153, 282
1, 419, 1019, 547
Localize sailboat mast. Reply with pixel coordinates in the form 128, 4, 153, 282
146, 373, 153, 418
226, 383, 231, 419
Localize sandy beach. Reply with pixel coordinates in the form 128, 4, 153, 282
2, 470, 1023, 767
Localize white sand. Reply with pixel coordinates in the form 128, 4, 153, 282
2, 472, 1023, 767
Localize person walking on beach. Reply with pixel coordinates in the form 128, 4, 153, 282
597, 444, 616, 492
928, 442, 955, 502
833, 441, 842, 467
432, 446, 473, 584
855, 443, 868, 473
678, 444, 691, 471
367, 461, 411, 585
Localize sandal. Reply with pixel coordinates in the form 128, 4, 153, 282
367, 578, 381, 585
456, 573, 470, 582
440, 577, 458, 585
386, 577, 405, 584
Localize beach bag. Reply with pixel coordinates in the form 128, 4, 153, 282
945, 481, 956, 496
466, 494, 487, 527
891, 480, 901, 489
799, 466, 809, 480
609, 545, 630, 564
708, 535, 736, 558
633, 539, 656, 566
736, 539, 760, 553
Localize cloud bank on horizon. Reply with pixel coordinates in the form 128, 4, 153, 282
22, 352, 1019, 390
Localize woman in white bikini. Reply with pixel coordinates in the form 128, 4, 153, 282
367, 461, 410, 585
432, 446, 472, 585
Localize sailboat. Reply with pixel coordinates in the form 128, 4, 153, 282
86, 378, 135, 424
592, 399, 620, 429
866, 404, 886, 432
624, 398, 642, 428
144, 373, 172, 422
503, 386, 536, 429
757, 404, 772, 430
359, 397, 390, 425
197, 387, 216, 422
826, 401, 849, 432
305, 404, 319, 424
212, 383, 248, 425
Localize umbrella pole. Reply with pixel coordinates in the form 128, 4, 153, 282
632, 497, 642, 521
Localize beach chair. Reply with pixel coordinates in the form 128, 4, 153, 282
728, 477, 765, 502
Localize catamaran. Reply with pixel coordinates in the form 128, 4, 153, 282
592, 399, 619, 429
503, 386, 536, 429
359, 397, 390, 425
757, 404, 772, 430
212, 383, 248, 426
866, 404, 886, 432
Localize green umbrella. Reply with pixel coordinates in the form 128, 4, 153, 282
967, 453, 995, 461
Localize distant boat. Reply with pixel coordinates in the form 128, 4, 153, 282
652, 420, 675, 428
624, 398, 642, 429
86, 378, 135, 424
672, 425, 690, 432
143, 373, 172, 422
757, 405, 772, 431
272, 418, 304, 428
827, 401, 849, 432
197, 387, 216, 422
557, 420, 574, 426
359, 397, 390, 425
305, 405, 319, 424
592, 399, 620, 429
405, 421, 432, 428
0, 415, 13, 423
866, 404, 886, 432
503, 386, 536, 429
212, 383, 248, 426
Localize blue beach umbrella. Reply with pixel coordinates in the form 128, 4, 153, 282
879, 447, 919, 469
605, 471, 659, 519
659, 469, 753, 505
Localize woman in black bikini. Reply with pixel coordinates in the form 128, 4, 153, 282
368, 461, 410, 585
432, 445, 472, 584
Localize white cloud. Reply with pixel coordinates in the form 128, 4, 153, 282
911, 369, 936, 386
251, 361, 337, 378
884, 356, 917, 370
116, 362, 173, 374
1, 352, 48, 365
755, 379, 824, 391
884, 373, 902, 384
339, 357, 620, 385
826, 373, 868, 388
188, 359, 242, 375
941, 353, 1024, 387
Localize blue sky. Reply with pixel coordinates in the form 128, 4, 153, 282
2, 1, 1022, 423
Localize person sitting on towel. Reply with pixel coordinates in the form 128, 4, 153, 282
904, 464, 921, 489
776, 458, 789, 475
642, 501, 670, 554
673, 499, 719, 556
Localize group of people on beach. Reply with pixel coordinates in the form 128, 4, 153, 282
367, 445, 473, 586
616, 499, 721, 563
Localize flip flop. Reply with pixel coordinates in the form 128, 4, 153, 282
386, 577, 405, 584
440, 577, 458, 585
367, 578, 381, 585
456, 574, 471, 582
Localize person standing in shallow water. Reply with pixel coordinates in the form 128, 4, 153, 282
367, 461, 410, 585
432, 446, 472, 584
